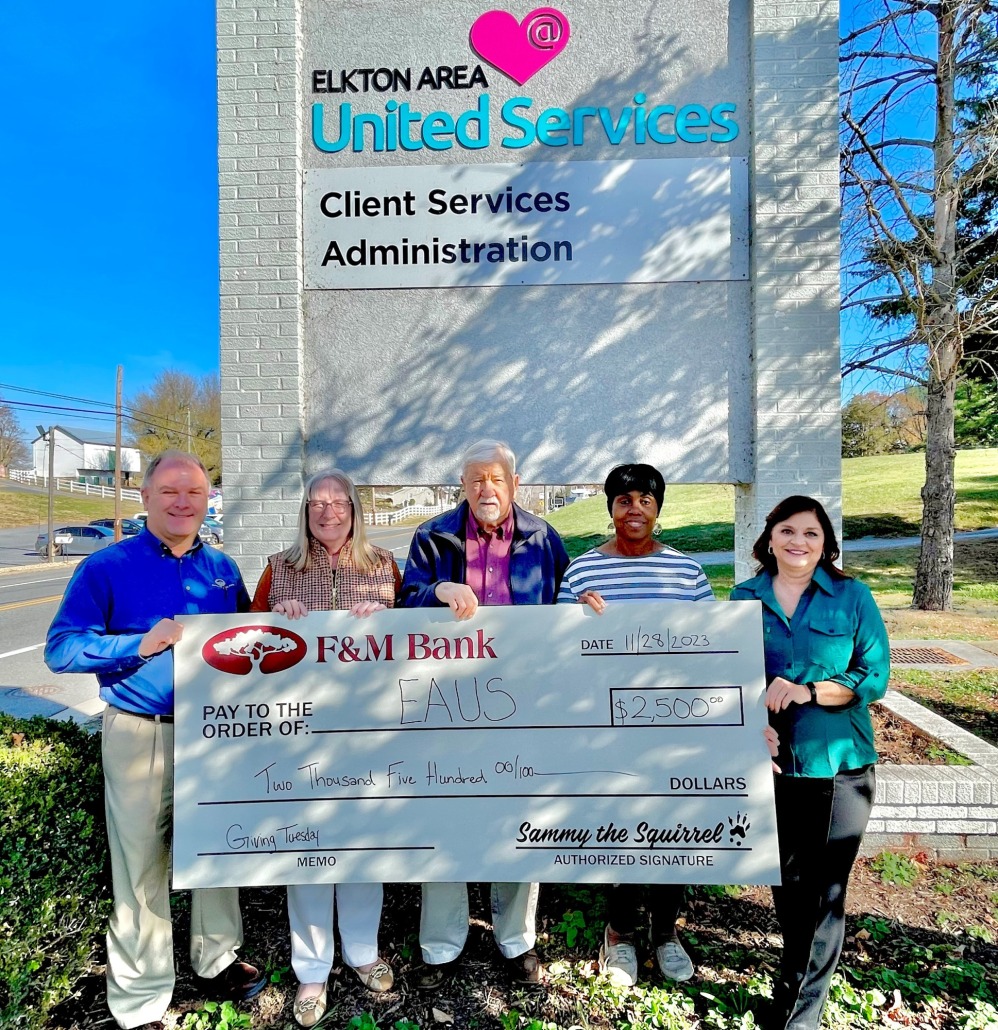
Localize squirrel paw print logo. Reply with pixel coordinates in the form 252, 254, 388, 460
727, 812, 751, 846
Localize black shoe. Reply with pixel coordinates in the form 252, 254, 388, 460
754, 996, 789, 1030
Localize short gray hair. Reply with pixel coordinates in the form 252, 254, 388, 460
460, 439, 517, 479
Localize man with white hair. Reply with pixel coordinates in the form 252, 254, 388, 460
45, 450, 263, 1029
400, 439, 570, 987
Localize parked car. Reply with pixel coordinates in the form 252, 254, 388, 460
36, 525, 115, 557
200, 517, 224, 545
90, 518, 145, 536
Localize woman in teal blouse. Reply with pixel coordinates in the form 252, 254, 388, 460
731, 496, 889, 1030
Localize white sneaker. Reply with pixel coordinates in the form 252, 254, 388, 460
655, 939, 694, 982
599, 924, 637, 986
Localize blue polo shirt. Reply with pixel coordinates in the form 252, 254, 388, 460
45, 529, 249, 716
730, 567, 890, 777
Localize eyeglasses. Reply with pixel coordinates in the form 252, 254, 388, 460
308, 500, 352, 514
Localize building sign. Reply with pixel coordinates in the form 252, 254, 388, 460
304, 158, 748, 289
303, 4, 746, 290
172, 602, 779, 889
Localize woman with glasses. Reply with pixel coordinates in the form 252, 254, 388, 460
251, 468, 400, 1026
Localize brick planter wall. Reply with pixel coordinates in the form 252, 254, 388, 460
862, 690, 998, 861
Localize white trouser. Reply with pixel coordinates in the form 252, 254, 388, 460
102, 707, 242, 1028
287, 882, 383, 982
420, 882, 539, 964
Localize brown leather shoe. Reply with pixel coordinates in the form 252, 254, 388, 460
195, 959, 266, 1001
415, 959, 460, 990
506, 948, 542, 985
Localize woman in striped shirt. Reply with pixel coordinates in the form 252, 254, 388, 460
557, 463, 713, 988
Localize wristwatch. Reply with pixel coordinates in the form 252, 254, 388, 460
805, 681, 819, 705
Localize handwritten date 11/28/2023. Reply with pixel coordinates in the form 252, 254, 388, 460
581, 629, 711, 655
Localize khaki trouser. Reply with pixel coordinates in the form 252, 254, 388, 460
420, 881, 538, 964
102, 706, 243, 1028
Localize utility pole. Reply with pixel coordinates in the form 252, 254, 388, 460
36, 425, 56, 562
114, 366, 123, 541
187, 407, 192, 453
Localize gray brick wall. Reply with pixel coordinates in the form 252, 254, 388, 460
862, 692, 998, 859
218, 0, 303, 578
735, 0, 842, 580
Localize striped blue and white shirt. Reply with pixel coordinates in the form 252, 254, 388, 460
556, 547, 714, 604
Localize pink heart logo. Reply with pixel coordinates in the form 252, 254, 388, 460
470, 7, 571, 86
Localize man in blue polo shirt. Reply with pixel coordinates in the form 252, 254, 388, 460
45, 450, 263, 1030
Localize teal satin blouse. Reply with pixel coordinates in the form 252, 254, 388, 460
731, 566, 890, 777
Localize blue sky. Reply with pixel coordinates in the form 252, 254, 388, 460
0, 3, 899, 444
0, 3, 221, 439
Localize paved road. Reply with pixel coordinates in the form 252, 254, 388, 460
0, 524, 418, 723
0, 562, 98, 722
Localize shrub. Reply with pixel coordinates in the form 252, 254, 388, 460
0, 714, 110, 1028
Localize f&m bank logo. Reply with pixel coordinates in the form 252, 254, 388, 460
201, 626, 500, 676
311, 6, 739, 154
202, 626, 308, 676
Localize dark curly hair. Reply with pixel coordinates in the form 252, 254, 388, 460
603, 463, 666, 515
751, 495, 845, 577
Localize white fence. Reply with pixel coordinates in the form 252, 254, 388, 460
364, 504, 447, 526
9, 468, 437, 523
9, 470, 142, 504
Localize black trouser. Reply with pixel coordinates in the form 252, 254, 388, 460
770, 766, 876, 1030
607, 883, 684, 942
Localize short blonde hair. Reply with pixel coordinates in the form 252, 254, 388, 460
143, 449, 210, 489
281, 468, 378, 573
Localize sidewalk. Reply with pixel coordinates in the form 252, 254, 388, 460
693, 527, 998, 566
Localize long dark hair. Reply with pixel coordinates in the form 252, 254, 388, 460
603, 463, 666, 515
751, 495, 845, 577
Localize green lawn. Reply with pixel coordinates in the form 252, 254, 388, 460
548, 447, 998, 554
0, 486, 123, 531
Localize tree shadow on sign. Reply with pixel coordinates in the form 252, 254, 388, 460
299, 5, 806, 488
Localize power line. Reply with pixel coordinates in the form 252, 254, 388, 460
2, 395, 215, 437
0, 381, 116, 410
1, 399, 178, 435
0, 380, 213, 435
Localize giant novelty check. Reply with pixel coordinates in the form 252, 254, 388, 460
172, 601, 778, 888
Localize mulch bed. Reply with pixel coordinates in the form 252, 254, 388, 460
46, 710, 989, 1028
48, 863, 998, 1029
872, 703, 964, 765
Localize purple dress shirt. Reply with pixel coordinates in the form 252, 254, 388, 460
464, 506, 514, 606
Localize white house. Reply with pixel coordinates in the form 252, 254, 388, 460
32, 426, 141, 485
